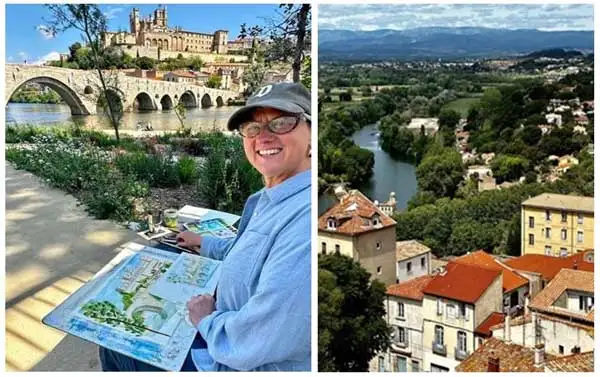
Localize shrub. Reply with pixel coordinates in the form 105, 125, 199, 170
115, 152, 180, 188
177, 155, 199, 185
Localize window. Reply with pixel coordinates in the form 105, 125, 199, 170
435, 325, 444, 345
421, 257, 426, 268
478, 338, 483, 347
436, 298, 443, 315
398, 302, 405, 318
407, 262, 412, 274
327, 219, 336, 229
578, 213, 584, 224
411, 360, 419, 373
377, 266, 382, 275
373, 216, 380, 226
579, 296, 594, 312
459, 302, 467, 319
545, 227, 551, 239
559, 345, 564, 354
560, 248, 568, 257
396, 356, 407, 372
561, 229, 567, 240
431, 364, 449, 372
545, 210, 551, 221
529, 234, 535, 245
321, 242, 326, 254
335, 244, 340, 253
561, 211, 567, 222
577, 231, 584, 243
376, 241, 381, 250
544, 245, 552, 255
398, 327, 407, 344
529, 216, 535, 228
378, 356, 385, 372
457, 331, 467, 352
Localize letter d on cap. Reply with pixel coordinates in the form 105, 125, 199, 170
254, 85, 273, 98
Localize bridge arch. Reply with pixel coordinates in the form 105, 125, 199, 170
133, 91, 156, 111
179, 90, 197, 108
216, 96, 224, 107
8, 76, 90, 115
96, 87, 124, 116
201, 93, 213, 108
160, 94, 174, 110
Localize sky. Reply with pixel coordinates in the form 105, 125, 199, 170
319, 4, 594, 32
5, 4, 280, 64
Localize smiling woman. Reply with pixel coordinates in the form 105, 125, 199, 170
100, 82, 312, 372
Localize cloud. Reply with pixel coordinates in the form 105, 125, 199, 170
104, 6, 124, 20
31, 51, 61, 65
319, 4, 594, 31
17, 51, 27, 61
36, 25, 55, 40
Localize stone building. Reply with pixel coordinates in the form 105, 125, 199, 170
102, 6, 231, 55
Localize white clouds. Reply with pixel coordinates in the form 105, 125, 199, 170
31, 51, 61, 65
319, 4, 594, 31
36, 25, 55, 40
18, 51, 27, 61
104, 6, 124, 20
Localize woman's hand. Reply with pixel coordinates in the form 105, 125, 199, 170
177, 231, 202, 251
187, 294, 216, 327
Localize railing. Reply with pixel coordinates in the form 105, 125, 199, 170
454, 347, 470, 361
432, 342, 447, 356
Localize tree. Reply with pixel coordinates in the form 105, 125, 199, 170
301, 56, 311, 90
438, 108, 462, 130
174, 102, 188, 133
240, 4, 311, 83
206, 75, 222, 89
318, 253, 390, 371
135, 56, 156, 70
188, 56, 204, 71
416, 148, 465, 198
242, 60, 268, 96
491, 155, 530, 183
45, 5, 123, 142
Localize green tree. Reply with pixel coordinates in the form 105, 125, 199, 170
491, 155, 530, 183
135, 56, 156, 70
206, 75, 222, 89
45, 4, 123, 142
416, 148, 465, 198
318, 253, 390, 372
438, 108, 461, 130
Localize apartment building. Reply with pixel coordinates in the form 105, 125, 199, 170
370, 275, 435, 372
421, 262, 503, 372
521, 193, 594, 256
318, 189, 397, 285
395, 240, 432, 283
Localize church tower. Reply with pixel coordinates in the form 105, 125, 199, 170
129, 8, 140, 34
154, 6, 167, 28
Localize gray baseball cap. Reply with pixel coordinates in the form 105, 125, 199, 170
227, 82, 311, 131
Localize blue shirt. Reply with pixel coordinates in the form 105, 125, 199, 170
191, 169, 311, 371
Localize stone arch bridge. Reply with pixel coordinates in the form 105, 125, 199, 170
5, 64, 239, 115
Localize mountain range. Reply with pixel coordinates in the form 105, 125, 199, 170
319, 27, 594, 60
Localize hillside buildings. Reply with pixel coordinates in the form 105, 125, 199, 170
521, 193, 594, 256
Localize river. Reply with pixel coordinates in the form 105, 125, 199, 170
5, 102, 242, 132
319, 123, 418, 215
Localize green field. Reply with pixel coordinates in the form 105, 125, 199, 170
442, 97, 481, 117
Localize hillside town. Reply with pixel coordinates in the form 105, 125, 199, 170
318, 187, 594, 372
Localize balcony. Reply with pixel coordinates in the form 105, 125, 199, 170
454, 347, 470, 361
432, 341, 447, 356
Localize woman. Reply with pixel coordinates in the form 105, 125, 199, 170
100, 82, 311, 371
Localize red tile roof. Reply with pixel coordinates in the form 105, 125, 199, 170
545, 351, 594, 372
318, 190, 396, 236
386, 275, 435, 301
456, 338, 554, 372
422, 262, 501, 304
474, 312, 505, 337
170, 70, 197, 78
454, 250, 529, 293
529, 268, 594, 323
505, 254, 594, 281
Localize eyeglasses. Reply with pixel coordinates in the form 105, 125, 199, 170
238, 114, 306, 138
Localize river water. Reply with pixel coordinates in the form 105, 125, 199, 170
5, 102, 242, 132
319, 123, 418, 215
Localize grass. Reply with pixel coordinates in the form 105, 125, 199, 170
442, 97, 481, 117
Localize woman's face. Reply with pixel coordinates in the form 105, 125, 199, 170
242, 107, 311, 188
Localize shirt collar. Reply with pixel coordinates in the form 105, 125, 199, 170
263, 169, 311, 205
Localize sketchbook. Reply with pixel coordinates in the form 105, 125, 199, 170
42, 242, 221, 371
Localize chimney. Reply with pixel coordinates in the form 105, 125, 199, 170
487, 354, 500, 372
534, 343, 545, 367
504, 312, 511, 343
